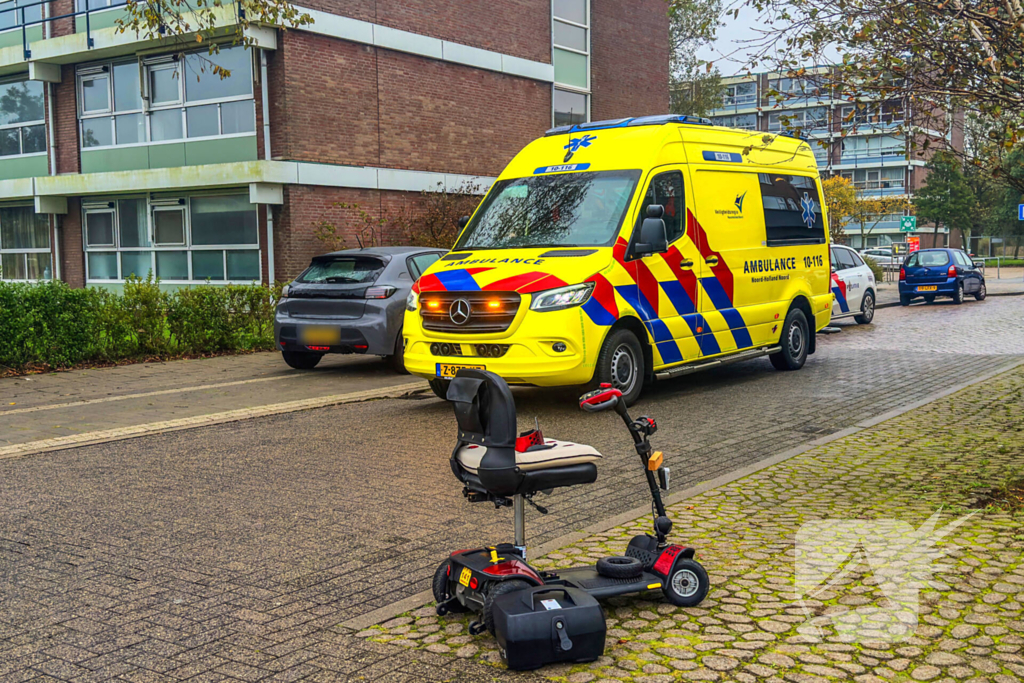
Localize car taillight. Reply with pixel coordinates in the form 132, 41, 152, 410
948, 265, 957, 277
364, 286, 396, 299
899, 267, 905, 281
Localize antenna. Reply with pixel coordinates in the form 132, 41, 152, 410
564, 107, 577, 162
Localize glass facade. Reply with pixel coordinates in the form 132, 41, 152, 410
83, 193, 260, 283
0, 77, 46, 158
77, 46, 256, 150
0, 206, 51, 281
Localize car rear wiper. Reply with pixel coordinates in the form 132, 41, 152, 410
324, 276, 360, 284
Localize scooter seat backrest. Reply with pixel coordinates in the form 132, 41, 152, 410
447, 369, 517, 449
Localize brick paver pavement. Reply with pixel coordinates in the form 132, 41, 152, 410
1, 296, 1022, 681
372, 365, 1024, 683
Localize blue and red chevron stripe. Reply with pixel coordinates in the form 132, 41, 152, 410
831, 272, 850, 313
416, 268, 567, 294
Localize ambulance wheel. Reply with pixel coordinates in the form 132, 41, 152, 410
590, 329, 645, 406
432, 559, 468, 614
663, 558, 710, 607
854, 291, 874, 324
428, 378, 451, 400
282, 351, 322, 370
483, 579, 531, 635
770, 308, 808, 371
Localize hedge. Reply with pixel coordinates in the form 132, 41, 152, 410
0, 276, 281, 372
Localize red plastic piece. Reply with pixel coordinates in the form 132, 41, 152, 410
516, 429, 544, 453
481, 558, 544, 585
653, 545, 684, 577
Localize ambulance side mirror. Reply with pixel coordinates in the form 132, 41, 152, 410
634, 205, 668, 257
458, 215, 470, 229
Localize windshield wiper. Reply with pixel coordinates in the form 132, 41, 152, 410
323, 276, 360, 284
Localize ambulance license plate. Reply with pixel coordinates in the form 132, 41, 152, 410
300, 326, 340, 345
436, 363, 485, 378
916, 285, 938, 292
459, 567, 473, 587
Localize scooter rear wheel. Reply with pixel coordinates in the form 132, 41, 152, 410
432, 560, 468, 614
483, 579, 531, 634
663, 558, 709, 607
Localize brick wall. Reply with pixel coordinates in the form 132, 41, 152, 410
54, 64, 79, 175
267, 32, 550, 176
295, 0, 550, 63
590, 0, 670, 121
50, 0, 74, 38
59, 200, 84, 287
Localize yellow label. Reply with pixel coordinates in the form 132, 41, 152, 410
647, 583, 662, 589
459, 567, 473, 587
437, 363, 486, 379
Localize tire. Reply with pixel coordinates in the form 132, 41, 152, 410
596, 556, 644, 580
900, 294, 912, 306
282, 350, 322, 370
952, 282, 965, 305
388, 328, 408, 374
662, 558, 710, 607
854, 291, 875, 324
483, 579, 531, 634
975, 281, 987, 301
428, 378, 450, 400
588, 328, 645, 406
432, 560, 468, 613
770, 308, 809, 372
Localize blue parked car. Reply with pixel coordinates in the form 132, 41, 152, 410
899, 248, 986, 305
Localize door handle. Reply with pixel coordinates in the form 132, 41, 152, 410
679, 259, 694, 268
704, 256, 719, 266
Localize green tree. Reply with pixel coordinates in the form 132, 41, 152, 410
914, 151, 974, 248
668, 0, 725, 117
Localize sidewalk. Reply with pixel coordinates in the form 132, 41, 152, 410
367, 365, 1024, 682
0, 351, 426, 458
874, 272, 1024, 307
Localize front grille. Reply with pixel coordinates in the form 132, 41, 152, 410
420, 291, 521, 334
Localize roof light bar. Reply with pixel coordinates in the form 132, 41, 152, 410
544, 114, 713, 137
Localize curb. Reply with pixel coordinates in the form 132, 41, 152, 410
339, 355, 1024, 632
0, 381, 429, 461
876, 288, 1024, 309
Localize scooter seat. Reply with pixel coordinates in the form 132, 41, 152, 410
455, 439, 602, 475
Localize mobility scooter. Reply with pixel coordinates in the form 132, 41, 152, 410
432, 370, 709, 635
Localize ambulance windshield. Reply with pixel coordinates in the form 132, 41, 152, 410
455, 170, 641, 250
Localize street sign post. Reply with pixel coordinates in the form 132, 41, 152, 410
900, 216, 917, 232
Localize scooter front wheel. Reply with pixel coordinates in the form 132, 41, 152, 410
663, 558, 709, 607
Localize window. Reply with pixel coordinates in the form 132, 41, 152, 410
759, 173, 826, 246
723, 82, 756, 107
0, 206, 51, 280
0, 77, 45, 158
849, 250, 865, 267
768, 78, 819, 99
298, 256, 386, 284
829, 248, 839, 272
915, 251, 949, 267
635, 171, 685, 244
83, 193, 260, 282
408, 252, 441, 279
840, 135, 903, 161
839, 167, 905, 191
78, 46, 255, 149
710, 113, 756, 130
552, 0, 589, 123
0, 0, 42, 31
768, 107, 827, 133
553, 88, 587, 127
834, 247, 857, 270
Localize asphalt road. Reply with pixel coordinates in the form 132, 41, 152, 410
2, 295, 1023, 682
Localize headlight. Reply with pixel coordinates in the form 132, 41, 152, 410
406, 290, 419, 312
278, 284, 290, 302
530, 282, 594, 312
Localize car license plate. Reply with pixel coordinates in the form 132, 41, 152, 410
916, 285, 938, 292
436, 363, 485, 378
300, 326, 340, 345
459, 567, 472, 587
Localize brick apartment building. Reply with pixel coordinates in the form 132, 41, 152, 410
0, 0, 670, 287
706, 68, 963, 249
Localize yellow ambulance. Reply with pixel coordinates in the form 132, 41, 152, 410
403, 115, 832, 403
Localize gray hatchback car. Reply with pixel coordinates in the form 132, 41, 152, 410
274, 247, 447, 370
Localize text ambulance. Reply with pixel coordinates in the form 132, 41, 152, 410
403, 115, 832, 404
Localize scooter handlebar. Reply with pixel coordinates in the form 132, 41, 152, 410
579, 384, 622, 413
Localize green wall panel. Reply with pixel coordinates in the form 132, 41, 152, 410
184, 136, 257, 166
75, 6, 131, 33
81, 146, 150, 174
148, 143, 186, 169
0, 26, 42, 50
0, 154, 47, 180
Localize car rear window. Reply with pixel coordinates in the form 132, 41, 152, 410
917, 251, 950, 267
298, 256, 386, 284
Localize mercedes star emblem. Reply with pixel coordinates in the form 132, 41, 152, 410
449, 299, 471, 325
